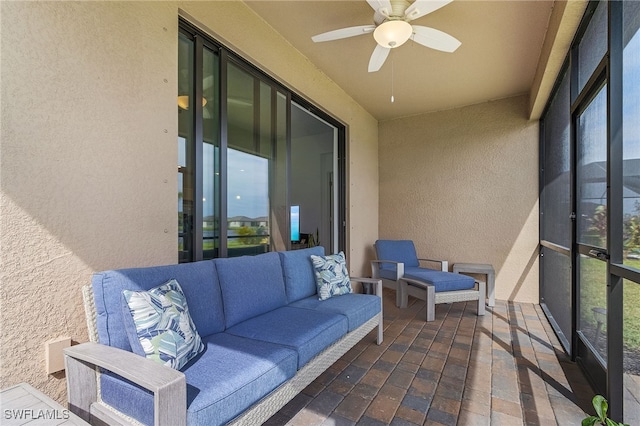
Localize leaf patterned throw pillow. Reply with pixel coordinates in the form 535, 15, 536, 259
310, 251, 352, 301
123, 279, 204, 370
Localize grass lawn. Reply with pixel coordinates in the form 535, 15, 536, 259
623, 259, 640, 350
580, 257, 640, 350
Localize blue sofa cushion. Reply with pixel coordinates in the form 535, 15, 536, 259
215, 252, 288, 329
93, 260, 223, 352
100, 333, 298, 426
289, 293, 381, 332
375, 240, 420, 270
226, 306, 348, 368
404, 266, 475, 292
310, 251, 352, 300
278, 246, 325, 303
122, 279, 205, 370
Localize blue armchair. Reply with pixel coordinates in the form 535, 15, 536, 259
372, 240, 485, 321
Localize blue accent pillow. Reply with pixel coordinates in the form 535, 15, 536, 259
122, 279, 205, 370
310, 252, 352, 300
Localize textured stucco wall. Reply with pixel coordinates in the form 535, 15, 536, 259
0, 1, 378, 402
378, 95, 540, 303
1, 1, 179, 403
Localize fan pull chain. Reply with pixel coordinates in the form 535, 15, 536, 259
391, 58, 395, 103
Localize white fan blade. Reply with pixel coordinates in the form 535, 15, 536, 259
368, 44, 390, 72
404, 0, 453, 21
411, 25, 461, 52
312, 25, 375, 42
366, 0, 392, 17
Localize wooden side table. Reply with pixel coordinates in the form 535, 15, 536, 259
1, 383, 89, 425
453, 263, 495, 307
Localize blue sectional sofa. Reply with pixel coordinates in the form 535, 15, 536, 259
64, 247, 383, 426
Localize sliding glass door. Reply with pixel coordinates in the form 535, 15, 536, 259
226, 62, 288, 256
178, 19, 346, 262
178, 33, 220, 262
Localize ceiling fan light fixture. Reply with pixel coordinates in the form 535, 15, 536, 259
373, 20, 412, 48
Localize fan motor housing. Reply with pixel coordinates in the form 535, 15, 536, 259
374, 0, 411, 25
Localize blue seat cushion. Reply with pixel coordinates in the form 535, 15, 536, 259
215, 252, 287, 328
100, 333, 298, 426
226, 306, 348, 368
289, 294, 380, 332
278, 246, 325, 303
375, 240, 419, 269
404, 267, 475, 292
185, 334, 297, 425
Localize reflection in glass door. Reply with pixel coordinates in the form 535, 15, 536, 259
576, 85, 608, 386
226, 63, 288, 257
178, 33, 194, 262
202, 47, 221, 260
290, 103, 338, 254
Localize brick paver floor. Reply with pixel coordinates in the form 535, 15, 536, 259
265, 288, 594, 425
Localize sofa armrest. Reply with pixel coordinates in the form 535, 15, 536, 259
370, 260, 404, 280
350, 277, 384, 345
418, 258, 448, 272
64, 342, 186, 426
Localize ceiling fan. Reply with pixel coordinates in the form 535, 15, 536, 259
311, 0, 461, 72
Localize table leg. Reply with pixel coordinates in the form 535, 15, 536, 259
488, 270, 495, 307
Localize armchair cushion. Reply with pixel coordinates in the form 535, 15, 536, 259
310, 251, 352, 300
375, 240, 419, 269
404, 267, 475, 292
122, 279, 205, 370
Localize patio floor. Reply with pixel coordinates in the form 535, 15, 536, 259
266, 288, 595, 425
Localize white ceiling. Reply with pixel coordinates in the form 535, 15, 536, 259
244, 0, 555, 121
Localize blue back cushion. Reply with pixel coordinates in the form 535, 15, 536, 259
375, 240, 419, 269
93, 260, 224, 351
215, 252, 287, 328
278, 246, 325, 303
